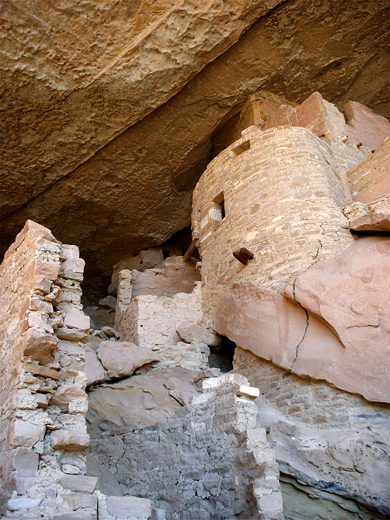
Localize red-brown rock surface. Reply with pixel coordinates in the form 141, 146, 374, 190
215, 237, 390, 403
1, 1, 389, 284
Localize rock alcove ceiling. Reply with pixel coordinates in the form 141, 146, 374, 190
1, 0, 389, 290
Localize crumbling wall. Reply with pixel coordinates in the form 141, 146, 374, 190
348, 136, 390, 203
234, 348, 390, 519
90, 374, 284, 520
115, 257, 203, 356
0, 220, 95, 519
192, 125, 356, 322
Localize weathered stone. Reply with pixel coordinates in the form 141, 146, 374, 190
52, 430, 90, 453
98, 296, 117, 310
21, 328, 58, 365
86, 454, 123, 497
177, 323, 220, 347
106, 496, 153, 519
100, 326, 120, 339
50, 385, 86, 410
56, 327, 89, 342
60, 475, 97, 494
7, 497, 41, 511
63, 493, 98, 511
12, 448, 39, 475
97, 341, 159, 379
285, 236, 390, 403
9, 419, 46, 448
1, 3, 388, 283
64, 309, 90, 332
87, 368, 199, 435
85, 347, 106, 387
25, 363, 60, 381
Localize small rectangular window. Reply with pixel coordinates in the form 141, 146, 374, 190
211, 192, 225, 223
232, 139, 250, 156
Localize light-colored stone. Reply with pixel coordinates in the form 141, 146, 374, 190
97, 341, 159, 379
61, 474, 98, 494
85, 347, 106, 387
9, 419, 46, 448
7, 497, 42, 511
52, 430, 90, 452
64, 309, 90, 331
107, 496, 153, 519
177, 323, 220, 347
50, 385, 86, 410
63, 493, 98, 510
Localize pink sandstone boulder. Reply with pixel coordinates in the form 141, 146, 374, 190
284, 236, 390, 402
215, 237, 390, 403
97, 341, 160, 379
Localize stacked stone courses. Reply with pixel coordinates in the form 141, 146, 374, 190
90, 374, 284, 520
0, 221, 94, 518
192, 125, 360, 321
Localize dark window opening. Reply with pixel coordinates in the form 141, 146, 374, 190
212, 192, 226, 223
208, 336, 236, 373
232, 139, 250, 156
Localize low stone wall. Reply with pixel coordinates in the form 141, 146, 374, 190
116, 276, 203, 353
234, 348, 390, 519
90, 374, 285, 520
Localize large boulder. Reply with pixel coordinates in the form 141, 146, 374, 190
215, 237, 390, 403
97, 341, 159, 379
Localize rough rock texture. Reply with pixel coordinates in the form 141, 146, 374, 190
116, 273, 202, 353
1, 1, 389, 283
192, 122, 359, 321
234, 348, 390, 519
0, 220, 93, 518
215, 237, 390, 403
342, 197, 390, 232
348, 136, 390, 204
86, 367, 200, 437
90, 374, 284, 520
97, 341, 159, 379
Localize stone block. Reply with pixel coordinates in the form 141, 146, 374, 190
237, 385, 260, 400
97, 341, 159, 378
106, 496, 153, 519
21, 328, 58, 364
7, 497, 41, 511
64, 309, 90, 331
52, 430, 90, 452
64, 493, 98, 510
9, 419, 46, 447
85, 347, 106, 386
61, 475, 98, 493
177, 323, 220, 347
51, 385, 86, 410
12, 447, 39, 474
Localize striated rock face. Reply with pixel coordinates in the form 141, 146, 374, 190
1, 1, 389, 283
215, 237, 390, 403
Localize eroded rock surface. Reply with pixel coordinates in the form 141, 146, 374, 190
86, 367, 200, 436
1, 1, 389, 283
215, 237, 390, 402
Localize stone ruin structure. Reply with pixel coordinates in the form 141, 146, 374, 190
0, 91, 389, 520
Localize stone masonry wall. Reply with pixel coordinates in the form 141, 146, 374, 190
116, 272, 202, 352
0, 220, 97, 519
192, 125, 359, 321
348, 136, 390, 204
90, 374, 284, 520
234, 347, 390, 518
